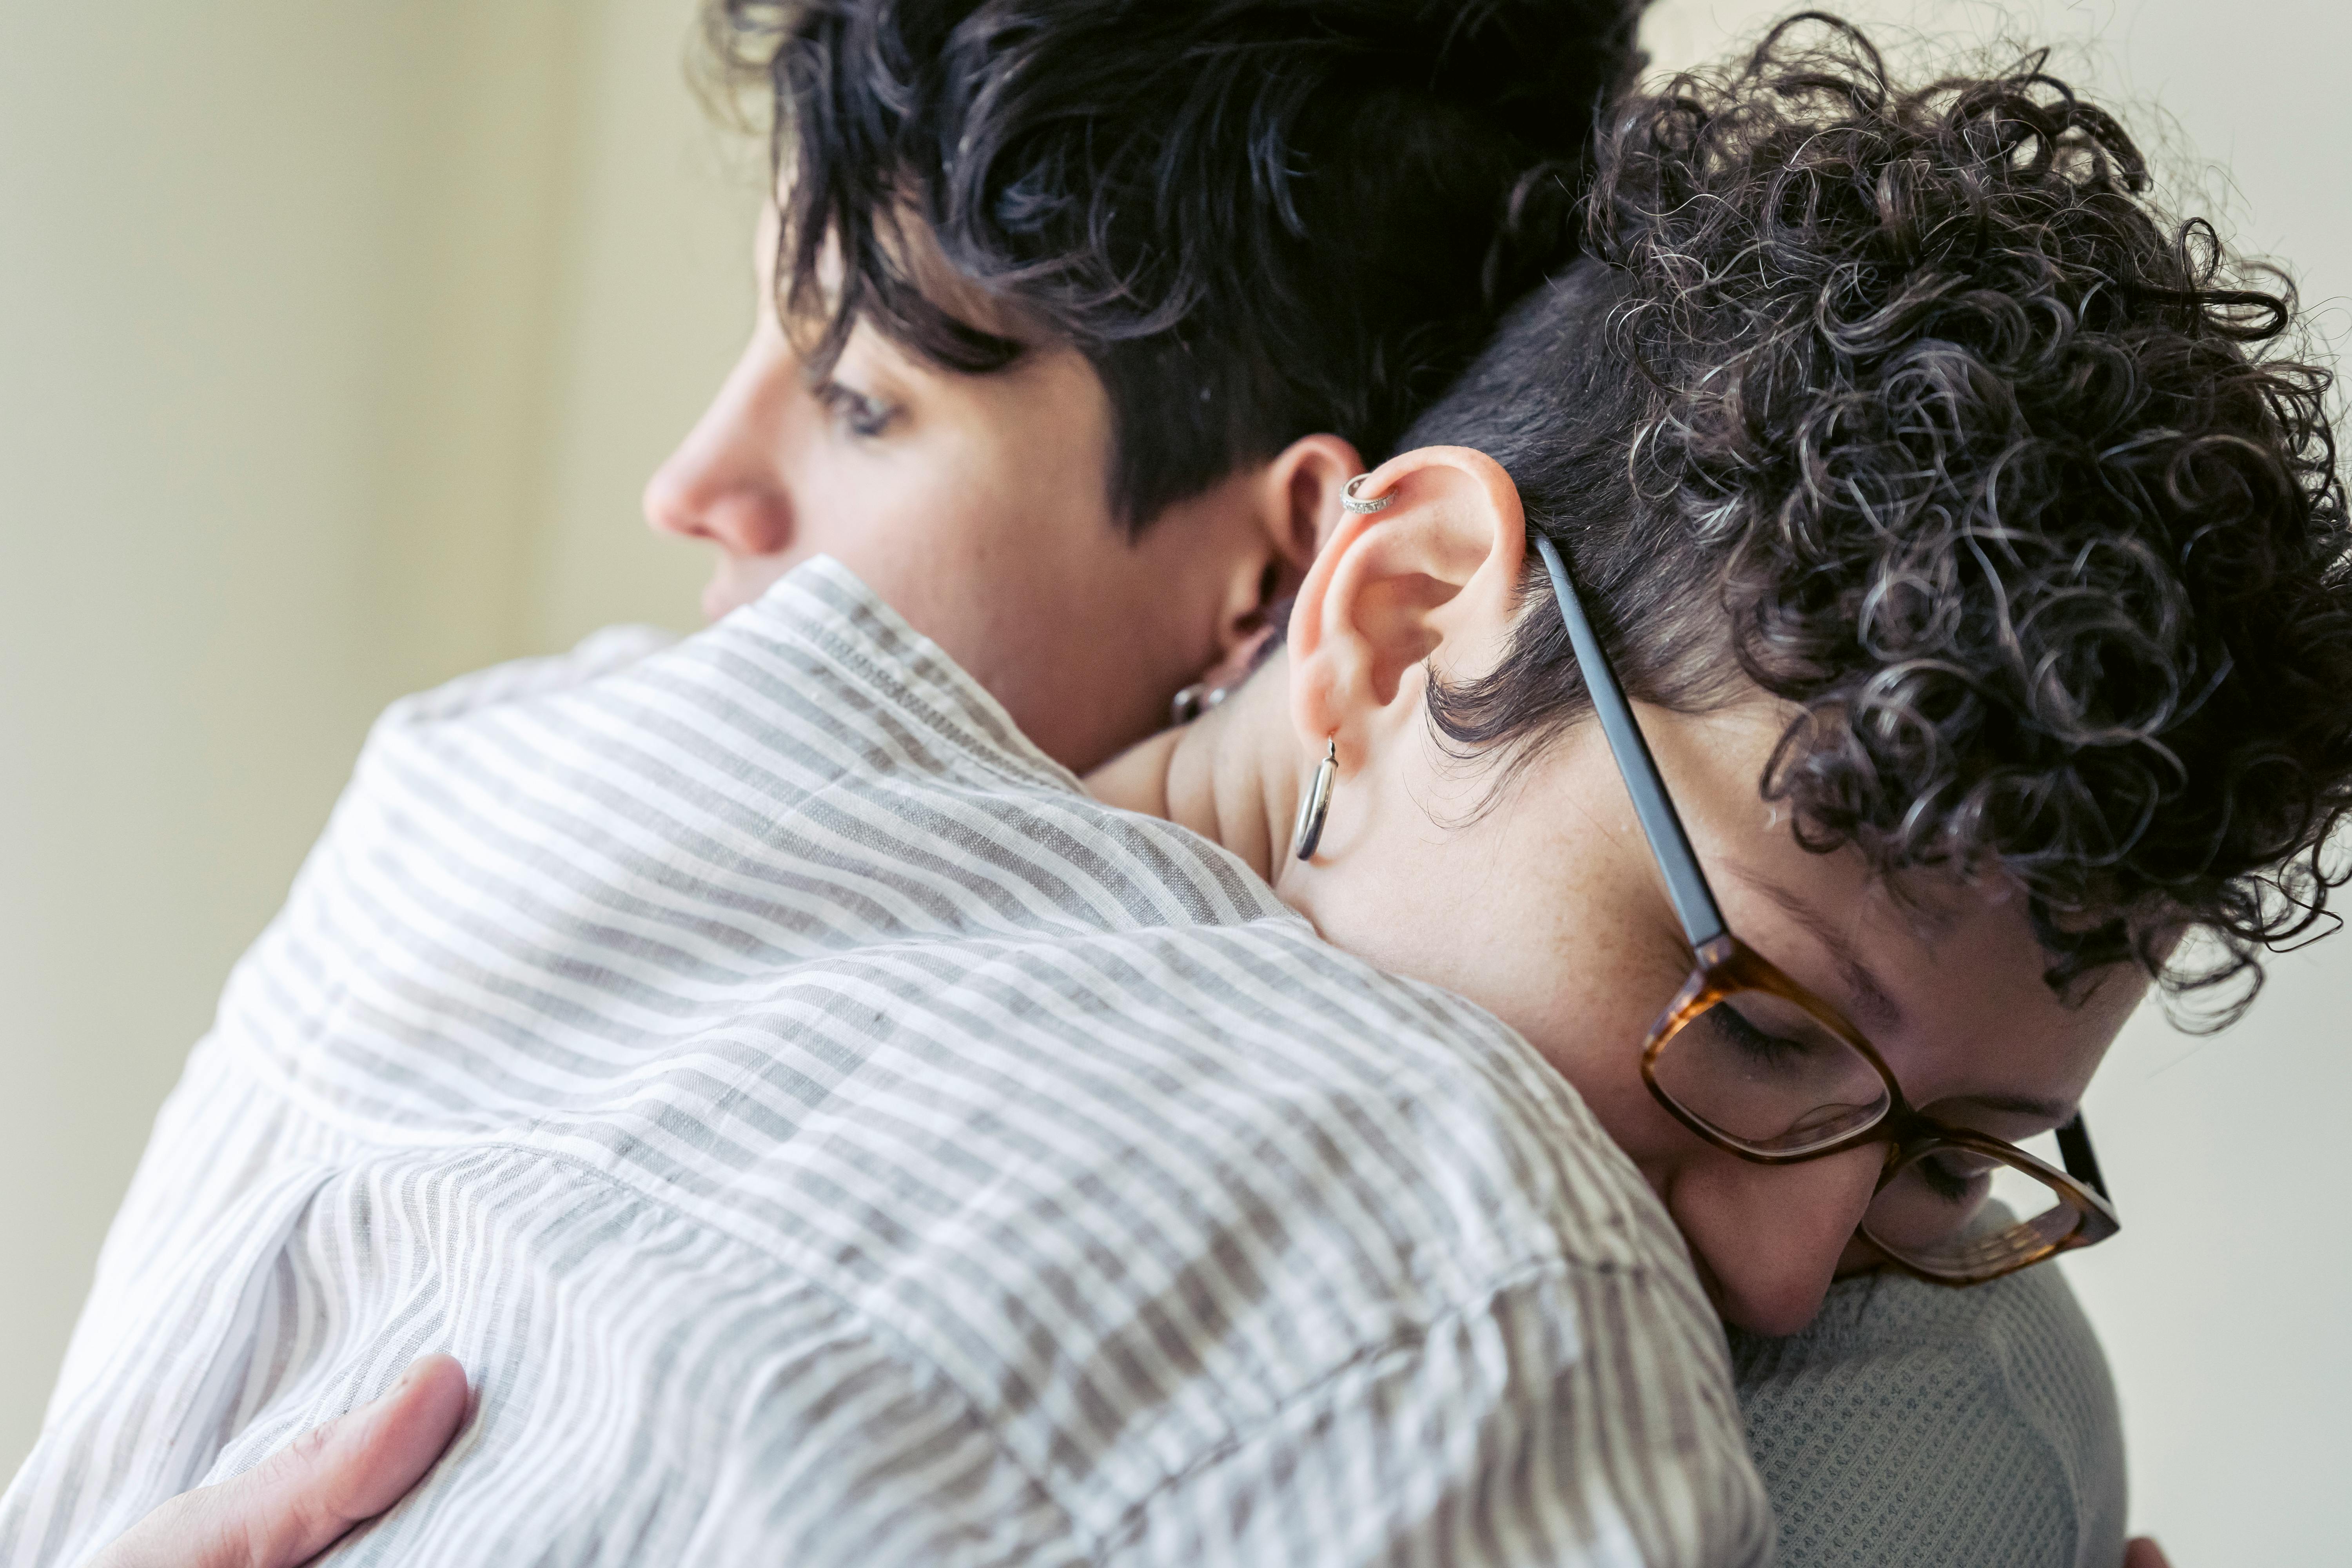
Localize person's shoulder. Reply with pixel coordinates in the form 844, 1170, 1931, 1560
373, 622, 677, 734
359, 555, 1067, 798
1066, 915, 1680, 1282
708, 912, 1757, 1563
1732, 1265, 2126, 1568
731, 555, 1084, 793
822, 911, 1708, 1376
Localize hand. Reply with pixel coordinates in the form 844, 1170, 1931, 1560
2124, 1538, 2173, 1568
82, 1355, 469, 1568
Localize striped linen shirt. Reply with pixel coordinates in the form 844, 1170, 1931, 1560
3, 559, 1772, 1566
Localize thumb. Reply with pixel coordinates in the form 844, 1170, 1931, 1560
83, 1354, 470, 1568
2123, 1538, 2173, 1568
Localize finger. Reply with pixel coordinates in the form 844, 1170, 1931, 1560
2123, 1537, 2174, 1568
82, 1355, 470, 1568
256, 1354, 471, 1534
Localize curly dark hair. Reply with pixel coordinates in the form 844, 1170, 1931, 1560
1414, 14, 2352, 1020
701, 0, 1647, 528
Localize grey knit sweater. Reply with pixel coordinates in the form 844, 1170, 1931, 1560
1733, 1264, 2126, 1568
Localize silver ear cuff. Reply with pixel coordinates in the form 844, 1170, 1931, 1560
1339, 474, 1394, 514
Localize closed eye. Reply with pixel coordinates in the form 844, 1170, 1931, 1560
1702, 1000, 1811, 1067
1912, 1148, 1999, 1205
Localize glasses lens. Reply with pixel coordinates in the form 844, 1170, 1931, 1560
1864, 1129, 2084, 1281
1651, 989, 1891, 1156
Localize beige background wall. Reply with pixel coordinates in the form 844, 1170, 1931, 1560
0, 1, 2341, 1559
0, 0, 741, 1499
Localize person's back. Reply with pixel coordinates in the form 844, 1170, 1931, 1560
5, 561, 1769, 1565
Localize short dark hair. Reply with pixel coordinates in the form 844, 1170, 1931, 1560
1412, 16, 2352, 1018
702, 0, 1648, 528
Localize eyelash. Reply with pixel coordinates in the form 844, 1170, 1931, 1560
815, 380, 898, 439
1915, 1152, 1981, 1205
1706, 1002, 1806, 1065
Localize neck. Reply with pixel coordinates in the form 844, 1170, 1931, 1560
1082, 655, 1304, 886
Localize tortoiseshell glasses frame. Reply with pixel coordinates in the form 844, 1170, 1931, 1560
1534, 534, 2120, 1287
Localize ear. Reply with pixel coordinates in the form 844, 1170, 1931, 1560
1285, 445, 1527, 757
1199, 434, 1363, 680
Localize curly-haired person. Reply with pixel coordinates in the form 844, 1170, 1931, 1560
1102, 13, 2345, 1562
22, 12, 2346, 1568
1351, 15, 2352, 1564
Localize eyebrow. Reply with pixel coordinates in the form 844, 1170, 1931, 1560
1730, 869, 1906, 1034
1956, 1091, 2078, 1123
1719, 875, 2080, 1124
1713, 866, 2089, 1126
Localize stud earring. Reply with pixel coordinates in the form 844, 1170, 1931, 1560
1170, 681, 1230, 726
1290, 737, 1338, 860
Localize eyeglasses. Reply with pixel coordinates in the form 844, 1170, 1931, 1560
1533, 534, 2120, 1287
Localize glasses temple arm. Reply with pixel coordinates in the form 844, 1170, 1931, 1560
1534, 534, 1729, 952
2054, 1112, 2112, 1204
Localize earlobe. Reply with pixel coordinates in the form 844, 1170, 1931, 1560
1285, 445, 1527, 750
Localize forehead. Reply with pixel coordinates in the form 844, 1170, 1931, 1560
1655, 702, 2144, 1113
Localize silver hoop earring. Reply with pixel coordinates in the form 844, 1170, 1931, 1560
1291, 738, 1338, 861
1340, 474, 1393, 514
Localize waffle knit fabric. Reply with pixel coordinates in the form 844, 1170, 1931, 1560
1730, 1263, 2125, 1568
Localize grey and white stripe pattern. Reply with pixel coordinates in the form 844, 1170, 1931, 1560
4, 559, 1773, 1566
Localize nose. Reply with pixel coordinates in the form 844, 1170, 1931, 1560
641, 333, 797, 557
1670, 1145, 1886, 1336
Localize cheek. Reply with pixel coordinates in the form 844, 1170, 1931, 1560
1354, 853, 1692, 1178
821, 474, 1162, 760
1502, 985, 1695, 1207
825, 487, 1042, 638
1497, 962, 1692, 1175
812, 419, 1108, 602
1566, 1054, 1687, 1178
1522, 1003, 1884, 1336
